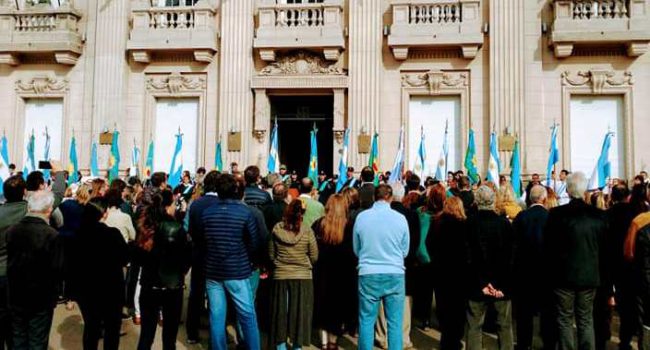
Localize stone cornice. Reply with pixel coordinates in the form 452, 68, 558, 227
561, 69, 633, 94
15, 76, 69, 94
251, 75, 349, 89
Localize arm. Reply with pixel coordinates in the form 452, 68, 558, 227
352, 219, 361, 257
307, 229, 318, 264
244, 209, 262, 257
125, 215, 136, 242
400, 217, 410, 259
49, 161, 66, 208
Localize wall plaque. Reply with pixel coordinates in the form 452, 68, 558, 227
228, 132, 241, 152
99, 132, 113, 145
499, 134, 516, 152
357, 134, 371, 154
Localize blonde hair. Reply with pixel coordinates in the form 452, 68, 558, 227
319, 194, 348, 245
496, 183, 517, 215
443, 196, 466, 220
76, 184, 91, 205
546, 187, 559, 209
90, 178, 106, 198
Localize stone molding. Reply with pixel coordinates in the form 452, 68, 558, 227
146, 73, 207, 94
15, 76, 69, 94
259, 51, 345, 76
561, 69, 633, 94
401, 70, 468, 95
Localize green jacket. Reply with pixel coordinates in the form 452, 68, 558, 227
298, 195, 324, 229
269, 223, 318, 280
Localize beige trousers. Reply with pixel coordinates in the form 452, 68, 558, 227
374, 296, 413, 349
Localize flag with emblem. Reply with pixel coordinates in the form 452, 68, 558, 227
368, 132, 380, 186
22, 130, 35, 179
416, 126, 426, 177
90, 142, 99, 177
108, 130, 121, 181
144, 138, 154, 178
214, 138, 223, 172
510, 139, 522, 197
464, 128, 479, 184
388, 126, 405, 184
68, 135, 79, 185
0, 137, 9, 196
435, 120, 449, 181
268, 119, 280, 173
487, 131, 501, 188
130, 139, 140, 178
307, 124, 319, 185
588, 131, 614, 190
43, 127, 51, 182
1, 133, 9, 171
546, 123, 559, 186
336, 128, 350, 193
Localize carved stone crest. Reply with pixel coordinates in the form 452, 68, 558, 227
146, 73, 207, 94
401, 70, 468, 94
259, 51, 345, 76
15, 76, 69, 94
561, 69, 633, 94
252, 130, 266, 144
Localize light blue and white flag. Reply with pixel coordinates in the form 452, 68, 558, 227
130, 139, 141, 178
168, 129, 183, 188
388, 126, 405, 184
510, 139, 522, 197
588, 132, 614, 190
1, 133, 9, 170
90, 142, 99, 177
43, 128, 51, 182
214, 139, 223, 172
546, 124, 559, 186
0, 137, 9, 196
435, 120, 449, 181
267, 119, 280, 173
307, 124, 319, 185
487, 131, 501, 188
335, 128, 350, 193
416, 126, 426, 177
22, 130, 36, 179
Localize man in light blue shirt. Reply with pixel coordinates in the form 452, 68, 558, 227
353, 184, 409, 350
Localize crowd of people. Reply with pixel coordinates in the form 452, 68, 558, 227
0, 159, 649, 350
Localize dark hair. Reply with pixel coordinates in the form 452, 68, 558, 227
272, 182, 288, 201
109, 178, 127, 193
610, 183, 630, 204
105, 188, 124, 208
282, 199, 305, 233
405, 174, 420, 191
83, 196, 108, 224
203, 170, 220, 194
630, 184, 649, 216
196, 167, 206, 175
25, 171, 45, 191
360, 166, 374, 183
3, 175, 26, 203
300, 177, 314, 194
375, 184, 393, 201
216, 173, 239, 199
458, 176, 470, 189
8, 163, 15, 170
561, 169, 570, 176
244, 166, 260, 185
151, 172, 166, 188
137, 189, 174, 252
128, 177, 142, 187
424, 183, 446, 213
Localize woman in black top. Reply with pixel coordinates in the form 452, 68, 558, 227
70, 197, 129, 350
135, 190, 190, 350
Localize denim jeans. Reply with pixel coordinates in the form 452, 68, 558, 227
358, 274, 405, 350
206, 278, 260, 350
236, 269, 260, 345
466, 299, 513, 350
554, 288, 596, 350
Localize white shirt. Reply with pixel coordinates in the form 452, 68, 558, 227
105, 207, 136, 243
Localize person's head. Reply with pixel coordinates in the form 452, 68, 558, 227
27, 190, 54, 218
374, 184, 393, 203
105, 188, 124, 209
360, 166, 374, 183
109, 178, 127, 197
640, 170, 648, 182
266, 173, 281, 188
560, 169, 570, 181
458, 176, 470, 190
320, 194, 349, 245
630, 183, 649, 215
341, 187, 359, 209
3, 175, 26, 203
83, 196, 108, 224
531, 173, 541, 185
25, 171, 45, 191
76, 183, 91, 205
545, 186, 559, 209
150, 172, 167, 189
299, 177, 314, 194
446, 171, 454, 182
610, 183, 630, 204
279, 164, 287, 175
196, 167, 206, 177
8, 163, 15, 173
529, 185, 548, 206
497, 183, 517, 205
202, 170, 219, 194
283, 199, 305, 233
346, 167, 354, 178
182, 170, 191, 184
90, 178, 107, 198
290, 170, 298, 180
424, 183, 446, 213
406, 174, 421, 192
634, 175, 645, 186
216, 173, 240, 199
318, 171, 327, 182
499, 175, 507, 187
230, 162, 239, 173
138, 189, 175, 251
244, 166, 261, 185
272, 182, 288, 202
566, 172, 588, 200
443, 196, 466, 220
390, 182, 405, 202
475, 185, 496, 211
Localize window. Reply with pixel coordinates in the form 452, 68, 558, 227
157, 0, 198, 6
24, 99, 63, 163
154, 98, 199, 174
408, 96, 461, 176
569, 95, 624, 178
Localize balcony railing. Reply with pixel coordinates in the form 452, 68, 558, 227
126, 0, 218, 63
254, 0, 345, 61
0, 2, 82, 65
549, 0, 650, 57
388, 0, 484, 60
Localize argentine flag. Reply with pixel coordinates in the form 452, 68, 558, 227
68, 136, 79, 185
487, 131, 501, 188
388, 126, 405, 184
546, 124, 559, 186
434, 122, 449, 181
307, 125, 319, 185
416, 127, 426, 176
22, 131, 36, 179
335, 128, 350, 193
90, 142, 99, 177
130, 140, 141, 178
168, 130, 183, 188
588, 132, 614, 190
267, 120, 280, 173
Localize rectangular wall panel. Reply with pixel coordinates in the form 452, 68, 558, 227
24, 99, 64, 163
154, 98, 199, 173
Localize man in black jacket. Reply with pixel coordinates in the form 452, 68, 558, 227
544, 172, 608, 350
466, 185, 515, 350
6, 190, 62, 350
513, 185, 555, 350
358, 166, 376, 209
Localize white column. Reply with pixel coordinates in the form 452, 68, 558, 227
254, 88, 271, 173
332, 88, 345, 175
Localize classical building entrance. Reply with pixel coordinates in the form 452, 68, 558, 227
270, 95, 334, 177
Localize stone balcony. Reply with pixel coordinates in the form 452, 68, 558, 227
126, 0, 218, 63
549, 0, 650, 57
0, 3, 83, 65
388, 0, 484, 60
253, 0, 345, 62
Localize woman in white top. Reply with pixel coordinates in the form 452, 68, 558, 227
104, 189, 136, 242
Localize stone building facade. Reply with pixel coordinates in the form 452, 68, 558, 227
0, 0, 649, 180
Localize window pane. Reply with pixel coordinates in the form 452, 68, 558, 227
154, 98, 199, 174
24, 99, 63, 163
569, 95, 624, 178
408, 96, 461, 177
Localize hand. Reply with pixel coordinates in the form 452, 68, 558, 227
50, 160, 63, 173
608, 296, 616, 307
65, 301, 75, 311
482, 284, 496, 297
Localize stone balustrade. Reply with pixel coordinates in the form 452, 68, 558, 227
254, 0, 345, 62
388, 0, 484, 60
126, 0, 218, 63
0, 2, 82, 65
549, 0, 650, 57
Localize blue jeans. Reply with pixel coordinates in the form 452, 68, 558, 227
206, 278, 260, 350
236, 269, 260, 345
358, 274, 405, 350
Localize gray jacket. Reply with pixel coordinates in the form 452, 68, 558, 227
0, 201, 28, 277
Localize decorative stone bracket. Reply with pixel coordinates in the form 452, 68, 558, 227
15, 76, 69, 94
561, 69, 633, 94
401, 70, 468, 94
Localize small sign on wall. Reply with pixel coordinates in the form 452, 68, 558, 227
358, 134, 371, 154
228, 132, 241, 152
499, 134, 516, 152
99, 132, 113, 145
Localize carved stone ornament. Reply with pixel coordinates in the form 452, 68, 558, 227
333, 130, 345, 144
15, 76, 69, 94
252, 130, 266, 144
259, 51, 345, 76
401, 70, 468, 94
146, 73, 207, 94
561, 69, 633, 94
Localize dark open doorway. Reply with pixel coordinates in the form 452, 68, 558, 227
270, 95, 333, 178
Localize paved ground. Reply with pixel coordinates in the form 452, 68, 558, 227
48, 290, 637, 350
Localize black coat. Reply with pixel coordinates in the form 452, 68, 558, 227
69, 221, 129, 305
391, 201, 420, 294
427, 213, 469, 289
359, 183, 375, 210
544, 199, 608, 289
607, 202, 637, 286
512, 205, 549, 289
466, 210, 515, 300
633, 221, 650, 326
6, 215, 63, 312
